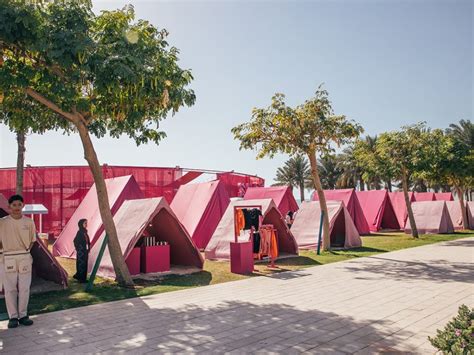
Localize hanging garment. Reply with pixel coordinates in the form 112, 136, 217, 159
234, 209, 246, 236
270, 230, 279, 259
248, 209, 262, 231
259, 228, 272, 256
253, 232, 261, 253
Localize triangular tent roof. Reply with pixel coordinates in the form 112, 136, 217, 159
0, 193, 9, 218
388, 191, 415, 229
292, 201, 361, 249
205, 198, 298, 260
31, 238, 69, 288
445, 201, 464, 230
405, 201, 454, 234
171, 180, 230, 249
89, 198, 203, 279
414, 192, 435, 201
243, 186, 299, 216
53, 175, 143, 258
312, 189, 370, 234
467, 202, 474, 230
356, 190, 400, 232
434, 192, 454, 201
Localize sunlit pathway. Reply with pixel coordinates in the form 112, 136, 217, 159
1, 237, 473, 354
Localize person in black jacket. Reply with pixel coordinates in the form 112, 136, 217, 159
73, 219, 90, 283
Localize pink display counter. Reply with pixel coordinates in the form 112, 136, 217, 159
125, 247, 141, 275
230, 241, 254, 274
141, 245, 170, 273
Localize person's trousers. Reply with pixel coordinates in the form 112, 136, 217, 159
0, 255, 4, 293
3, 253, 33, 319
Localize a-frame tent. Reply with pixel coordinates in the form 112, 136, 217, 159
388, 191, 415, 230
243, 186, 299, 216
356, 190, 400, 232
445, 201, 464, 230
405, 201, 454, 235
467, 201, 474, 230
0, 193, 9, 218
414, 192, 436, 202
171, 180, 230, 250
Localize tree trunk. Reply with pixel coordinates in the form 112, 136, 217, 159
402, 171, 418, 238
455, 185, 468, 230
16, 130, 26, 195
75, 120, 134, 287
299, 183, 305, 203
308, 151, 331, 250
387, 180, 392, 192
359, 174, 365, 191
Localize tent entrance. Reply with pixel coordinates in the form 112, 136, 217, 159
264, 208, 298, 255
380, 199, 401, 230
330, 210, 346, 247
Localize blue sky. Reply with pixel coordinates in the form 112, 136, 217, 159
0, 0, 472, 186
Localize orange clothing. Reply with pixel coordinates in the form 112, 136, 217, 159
234, 209, 246, 236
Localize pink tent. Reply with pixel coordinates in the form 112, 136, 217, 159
0, 193, 9, 217
356, 190, 400, 232
414, 192, 436, 201
467, 202, 474, 230
171, 180, 230, 250
312, 189, 370, 235
243, 186, 299, 216
435, 192, 454, 201
31, 238, 69, 288
292, 201, 361, 249
53, 175, 143, 258
405, 201, 454, 234
445, 201, 464, 230
388, 191, 415, 229
205, 198, 298, 260
88, 198, 203, 279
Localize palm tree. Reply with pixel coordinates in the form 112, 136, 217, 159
447, 119, 474, 149
273, 155, 312, 202
318, 155, 341, 189
336, 145, 363, 190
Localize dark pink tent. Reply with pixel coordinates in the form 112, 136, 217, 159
53, 175, 143, 258
434, 192, 454, 201
414, 192, 436, 201
171, 180, 230, 250
0, 193, 9, 217
205, 198, 298, 260
243, 186, 299, 216
356, 190, 400, 232
312, 189, 370, 235
292, 201, 361, 249
88, 198, 203, 279
31, 238, 69, 288
405, 201, 454, 234
467, 202, 474, 230
445, 201, 464, 230
388, 191, 415, 229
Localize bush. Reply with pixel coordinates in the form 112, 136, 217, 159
428, 305, 474, 354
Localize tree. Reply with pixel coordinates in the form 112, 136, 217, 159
337, 145, 364, 190
0, 2, 195, 285
273, 155, 311, 202
232, 85, 362, 250
318, 154, 341, 190
376, 123, 434, 238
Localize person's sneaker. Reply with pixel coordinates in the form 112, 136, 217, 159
18, 316, 34, 326
7, 318, 18, 328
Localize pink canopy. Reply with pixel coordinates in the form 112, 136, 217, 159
356, 190, 400, 232
53, 175, 143, 258
243, 186, 299, 216
434, 192, 454, 201
388, 191, 415, 229
467, 202, 474, 230
312, 189, 370, 235
89, 198, 203, 279
205, 198, 298, 260
414, 192, 436, 201
445, 201, 464, 230
171, 180, 230, 249
0, 193, 9, 218
291, 201, 361, 249
405, 201, 454, 234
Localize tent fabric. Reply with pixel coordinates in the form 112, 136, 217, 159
434, 192, 454, 201
243, 186, 299, 216
467, 202, 474, 230
445, 201, 464, 230
291, 201, 361, 249
216, 172, 265, 198
356, 190, 400, 232
88, 198, 203, 279
405, 201, 454, 235
31, 238, 69, 288
171, 180, 230, 249
312, 189, 370, 235
0, 193, 9, 218
388, 191, 415, 229
414, 192, 436, 201
53, 175, 144, 258
205, 198, 298, 260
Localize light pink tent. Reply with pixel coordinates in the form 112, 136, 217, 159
356, 190, 400, 232
388, 191, 415, 229
312, 189, 370, 235
171, 180, 230, 249
88, 198, 203, 279
467, 202, 474, 230
414, 192, 435, 201
243, 186, 299, 216
53, 175, 143, 258
445, 201, 464, 230
205, 198, 298, 260
435, 192, 454, 201
292, 201, 361, 249
0, 193, 9, 217
405, 201, 454, 234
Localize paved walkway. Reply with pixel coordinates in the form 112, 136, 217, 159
1, 238, 473, 354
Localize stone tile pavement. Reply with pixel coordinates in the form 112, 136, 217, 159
1, 237, 473, 354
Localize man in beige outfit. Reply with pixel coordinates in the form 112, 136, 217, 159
0, 195, 36, 328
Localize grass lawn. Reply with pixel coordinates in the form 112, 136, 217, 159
1, 231, 472, 317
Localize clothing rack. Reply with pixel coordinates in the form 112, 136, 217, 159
233, 205, 263, 243
259, 224, 279, 268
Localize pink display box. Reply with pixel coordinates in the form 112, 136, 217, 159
230, 241, 254, 274
125, 247, 141, 275
141, 245, 170, 273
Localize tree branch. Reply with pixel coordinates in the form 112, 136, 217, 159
25, 88, 76, 123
